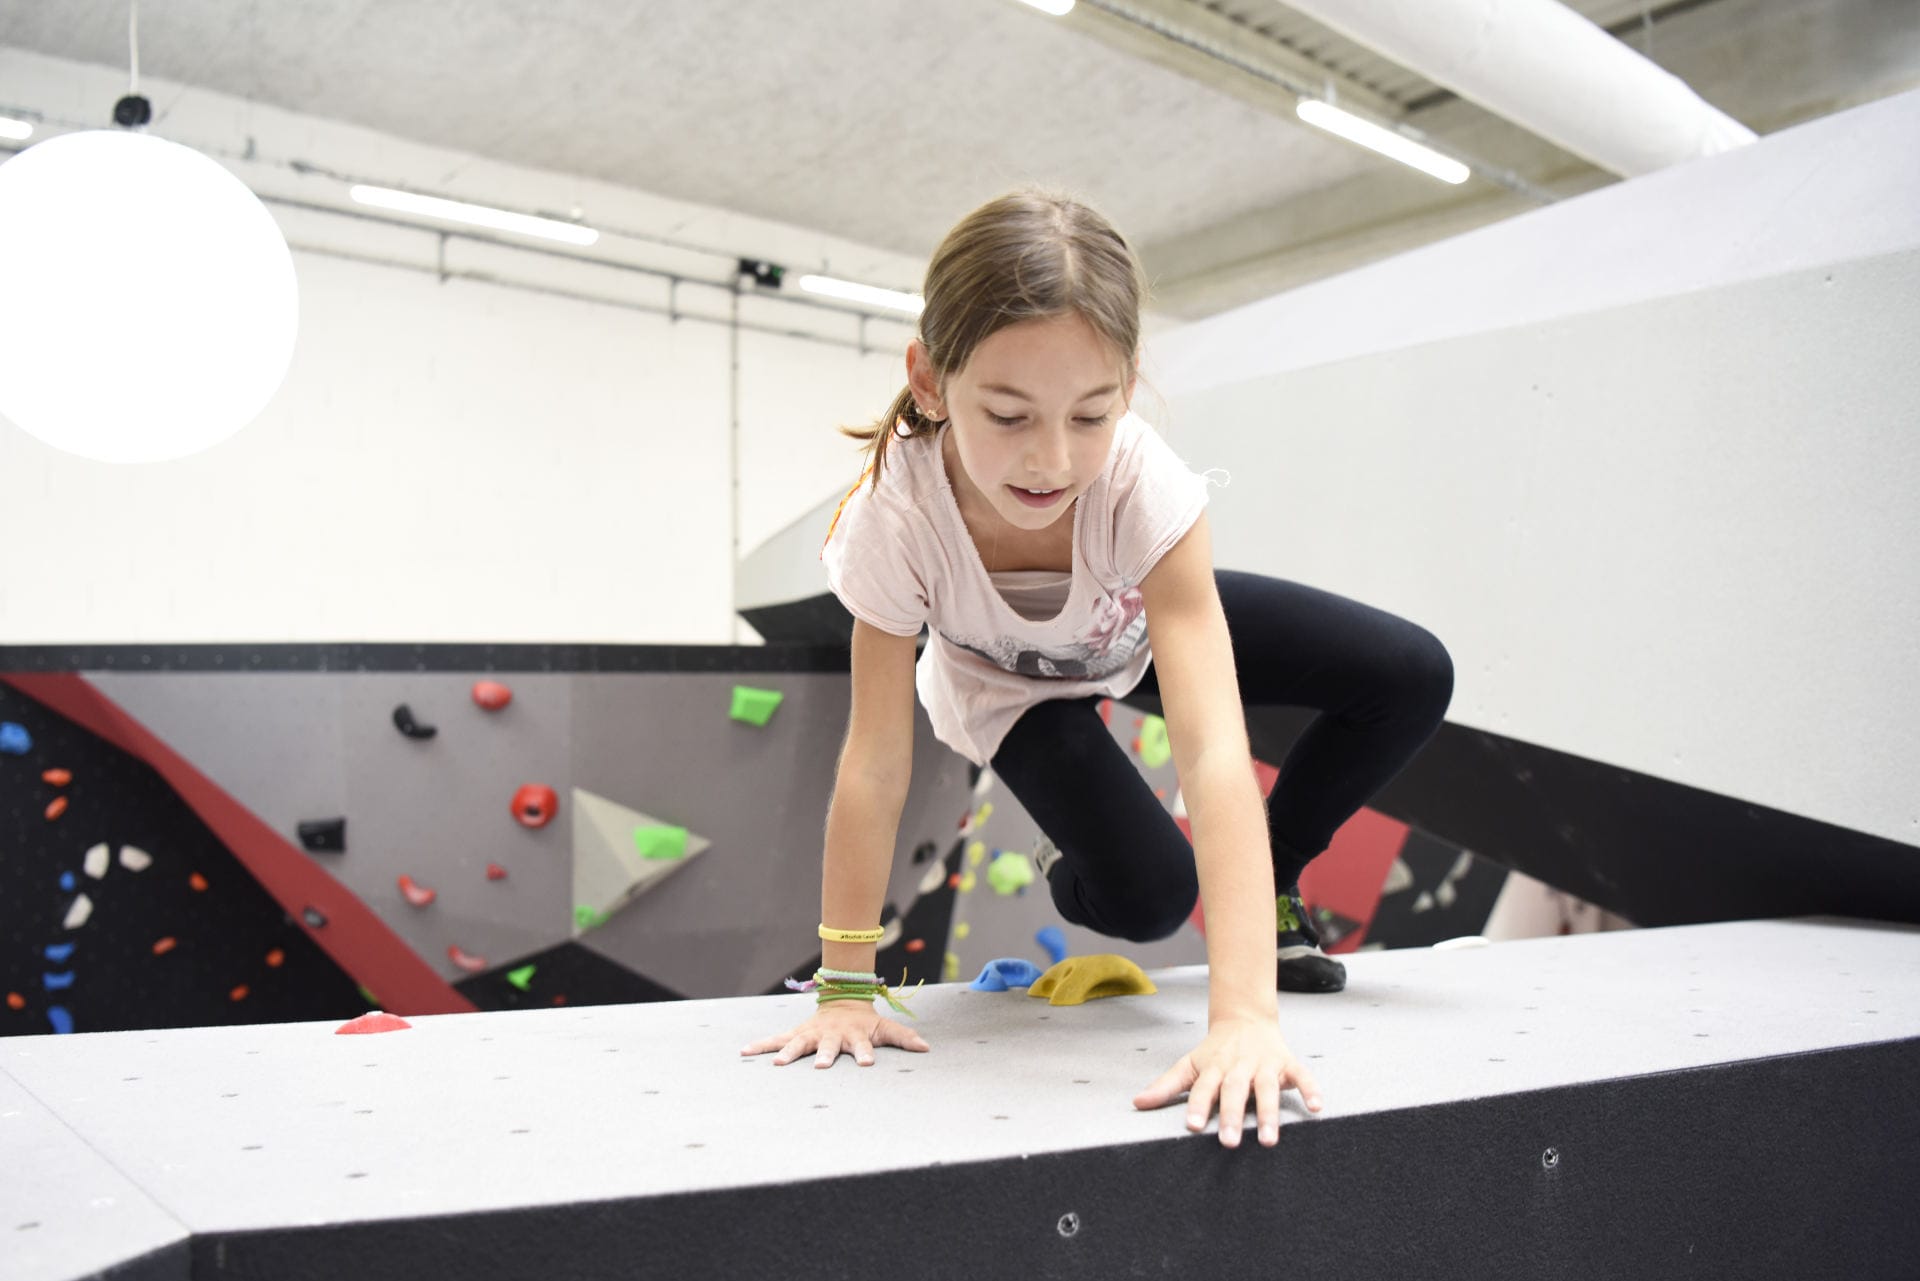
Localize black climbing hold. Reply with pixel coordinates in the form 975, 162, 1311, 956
911, 840, 938, 865
393, 704, 437, 740
298, 818, 346, 853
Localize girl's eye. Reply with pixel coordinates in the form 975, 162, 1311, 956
986, 413, 1110, 427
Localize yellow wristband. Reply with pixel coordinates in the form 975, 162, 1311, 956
817, 923, 885, 943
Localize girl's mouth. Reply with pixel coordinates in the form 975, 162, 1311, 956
1009, 485, 1067, 509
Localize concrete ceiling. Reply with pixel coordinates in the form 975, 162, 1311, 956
1, 0, 1916, 319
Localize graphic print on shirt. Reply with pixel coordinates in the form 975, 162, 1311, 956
940, 586, 1147, 681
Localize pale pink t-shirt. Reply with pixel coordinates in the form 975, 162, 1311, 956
819, 410, 1214, 766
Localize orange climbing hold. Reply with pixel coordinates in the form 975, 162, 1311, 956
947, 872, 961, 889
189, 873, 208, 891
42, 768, 72, 786
44, 797, 67, 821
265, 949, 284, 968
6, 992, 23, 1011
152, 937, 177, 955
905, 938, 926, 953
230, 985, 249, 1002
397, 874, 437, 907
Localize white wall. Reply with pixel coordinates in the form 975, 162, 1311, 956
1147, 91, 1920, 849
0, 46, 917, 645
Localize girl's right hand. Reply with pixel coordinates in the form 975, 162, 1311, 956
741, 1001, 931, 1068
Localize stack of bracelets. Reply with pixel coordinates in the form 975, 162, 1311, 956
782, 922, 922, 1018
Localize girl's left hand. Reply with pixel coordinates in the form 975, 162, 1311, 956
1133, 1016, 1325, 1148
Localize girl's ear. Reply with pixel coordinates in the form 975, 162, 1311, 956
906, 339, 936, 403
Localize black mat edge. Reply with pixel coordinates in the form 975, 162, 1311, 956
181, 1035, 1920, 1279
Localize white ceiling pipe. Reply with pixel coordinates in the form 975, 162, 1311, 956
1279, 0, 1756, 178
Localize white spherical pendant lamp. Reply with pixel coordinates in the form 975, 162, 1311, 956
0, 128, 298, 464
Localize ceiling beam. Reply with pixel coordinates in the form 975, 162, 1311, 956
1056, 0, 1405, 123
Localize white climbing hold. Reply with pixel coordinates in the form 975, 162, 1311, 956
119, 845, 153, 872
1432, 935, 1492, 951
1382, 858, 1415, 895
83, 843, 110, 879
917, 857, 949, 896
1412, 890, 1435, 913
64, 894, 93, 930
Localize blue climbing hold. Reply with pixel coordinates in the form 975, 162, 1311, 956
47, 1006, 73, 1035
969, 957, 1046, 991
59, 871, 75, 892
1036, 925, 1068, 966
0, 722, 31, 755
43, 971, 75, 991
44, 942, 75, 963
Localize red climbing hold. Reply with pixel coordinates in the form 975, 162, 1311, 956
42, 768, 72, 786
230, 985, 249, 1002
152, 937, 176, 955
189, 873, 208, 892
512, 784, 558, 829
472, 680, 513, 711
266, 949, 285, 968
6, 992, 24, 1011
397, 874, 437, 907
335, 1010, 413, 1035
44, 797, 67, 821
905, 938, 926, 953
485, 862, 508, 881
448, 944, 487, 972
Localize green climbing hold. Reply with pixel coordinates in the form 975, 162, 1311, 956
730, 686, 784, 726
507, 964, 537, 991
574, 904, 611, 931
1139, 715, 1171, 769
634, 824, 689, 860
987, 850, 1035, 896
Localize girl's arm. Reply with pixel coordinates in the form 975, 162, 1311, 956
820, 619, 922, 975
1135, 512, 1280, 1027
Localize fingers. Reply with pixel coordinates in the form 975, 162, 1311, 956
1216, 1067, 1255, 1149
814, 1032, 843, 1069
1289, 1061, 1326, 1114
1253, 1069, 1282, 1147
1185, 1066, 1223, 1135
1133, 1055, 1196, 1111
873, 1020, 931, 1053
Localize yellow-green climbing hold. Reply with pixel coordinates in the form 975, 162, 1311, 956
1139, 715, 1171, 769
634, 824, 688, 860
730, 686, 784, 726
507, 965, 537, 991
987, 850, 1035, 896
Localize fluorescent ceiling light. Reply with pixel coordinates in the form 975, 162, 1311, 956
0, 117, 34, 142
1296, 100, 1470, 185
349, 184, 598, 246
1016, 0, 1076, 14
797, 274, 924, 315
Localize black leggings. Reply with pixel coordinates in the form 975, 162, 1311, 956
989, 571, 1454, 944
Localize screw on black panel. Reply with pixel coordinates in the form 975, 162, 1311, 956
1056, 1212, 1081, 1239
1542, 1147, 1561, 1170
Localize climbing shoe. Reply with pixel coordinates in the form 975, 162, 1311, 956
1277, 882, 1346, 993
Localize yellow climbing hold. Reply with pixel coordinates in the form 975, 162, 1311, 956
967, 840, 987, 868
959, 870, 977, 893
944, 951, 961, 982
954, 921, 971, 940
1028, 954, 1157, 1006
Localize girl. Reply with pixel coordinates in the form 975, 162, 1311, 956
742, 190, 1453, 1150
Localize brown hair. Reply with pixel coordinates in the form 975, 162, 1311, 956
839, 189, 1147, 492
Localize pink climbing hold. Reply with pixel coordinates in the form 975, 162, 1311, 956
397, 874, 437, 907
335, 1011, 412, 1035
448, 944, 487, 972
472, 680, 513, 711
485, 862, 508, 881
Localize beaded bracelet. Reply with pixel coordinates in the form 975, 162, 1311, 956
784, 967, 923, 1019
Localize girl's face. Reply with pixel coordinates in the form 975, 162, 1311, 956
911, 311, 1134, 536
